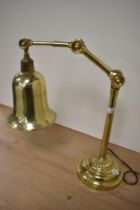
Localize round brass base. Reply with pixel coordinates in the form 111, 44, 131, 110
8, 110, 56, 131
77, 154, 122, 190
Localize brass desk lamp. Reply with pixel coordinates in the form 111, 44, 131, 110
8, 38, 125, 190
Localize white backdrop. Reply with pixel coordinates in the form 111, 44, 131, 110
0, 0, 140, 152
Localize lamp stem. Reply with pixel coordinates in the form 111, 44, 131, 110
99, 88, 119, 158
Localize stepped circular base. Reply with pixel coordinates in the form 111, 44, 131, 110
77, 154, 122, 190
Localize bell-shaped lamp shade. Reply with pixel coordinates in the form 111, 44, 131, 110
8, 45, 56, 131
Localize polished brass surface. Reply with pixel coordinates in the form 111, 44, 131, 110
8, 71, 56, 131
31, 38, 112, 76
99, 88, 119, 158
77, 154, 122, 190
8, 39, 56, 131
9, 38, 125, 189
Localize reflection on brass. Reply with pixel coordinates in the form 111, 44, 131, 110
8, 39, 56, 131
8, 38, 125, 189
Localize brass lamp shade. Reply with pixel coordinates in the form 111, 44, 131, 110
8, 43, 56, 131
8, 71, 56, 131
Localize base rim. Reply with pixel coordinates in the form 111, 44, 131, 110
7, 112, 56, 131
77, 154, 122, 190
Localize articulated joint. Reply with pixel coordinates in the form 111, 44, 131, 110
70, 39, 86, 54
19, 38, 32, 50
109, 70, 125, 89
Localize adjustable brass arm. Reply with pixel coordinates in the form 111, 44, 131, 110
19, 38, 125, 84
19, 38, 111, 75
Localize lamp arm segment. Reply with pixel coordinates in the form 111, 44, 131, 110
19, 38, 125, 88
19, 38, 125, 158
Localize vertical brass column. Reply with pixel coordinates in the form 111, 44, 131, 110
99, 88, 119, 158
